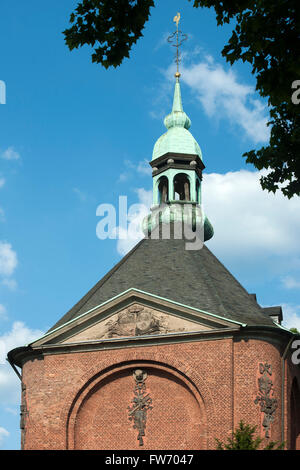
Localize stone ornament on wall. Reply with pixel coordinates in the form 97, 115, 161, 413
128, 369, 153, 446
254, 363, 278, 438
62, 302, 211, 344
103, 304, 185, 339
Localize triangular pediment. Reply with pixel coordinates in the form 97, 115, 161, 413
62, 303, 210, 344
31, 289, 242, 348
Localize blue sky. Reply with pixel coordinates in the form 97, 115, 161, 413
0, 1, 299, 450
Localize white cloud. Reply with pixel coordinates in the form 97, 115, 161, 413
4, 406, 18, 416
281, 276, 300, 290
0, 188, 5, 222
154, 31, 172, 52
281, 304, 300, 331
118, 160, 152, 184
134, 188, 153, 208
1, 147, 20, 161
203, 170, 300, 257
2, 279, 18, 291
0, 322, 44, 404
0, 427, 9, 446
114, 169, 300, 261
164, 55, 269, 144
137, 160, 152, 176
0, 179, 5, 223
0, 321, 43, 362
117, 160, 134, 183
1, 279, 17, 291
118, 172, 130, 183
116, 188, 152, 256
0, 305, 7, 321
73, 187, 87, 202
0, 242, 17, 278
124, 159, 135, 169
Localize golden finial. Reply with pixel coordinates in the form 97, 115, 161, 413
173, 12, 181, 29
168, 12, 187, 78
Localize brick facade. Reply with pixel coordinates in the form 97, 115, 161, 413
20, 335, 300, 450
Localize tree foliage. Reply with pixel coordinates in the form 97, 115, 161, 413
63, 0, 300, 197
63, 0, 154, 68
191, 0, 300, 198
290, 327, 300, 334
215, 421, 284, 450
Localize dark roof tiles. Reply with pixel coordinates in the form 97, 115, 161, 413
48, 238, 276, 332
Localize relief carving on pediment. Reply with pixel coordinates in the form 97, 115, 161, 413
103, 304, 176, 338
62, 303, 209, 344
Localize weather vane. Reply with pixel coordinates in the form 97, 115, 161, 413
167, 12, 188, 78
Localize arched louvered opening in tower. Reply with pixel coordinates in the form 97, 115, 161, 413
158, 176, 169, 204
196, 179, 200, 204
174, 173, 190, 201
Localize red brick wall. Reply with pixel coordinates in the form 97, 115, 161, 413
73, 365, 204, 450
21, 336, 298, 450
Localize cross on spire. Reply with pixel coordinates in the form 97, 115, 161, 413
167, 12, 187, 78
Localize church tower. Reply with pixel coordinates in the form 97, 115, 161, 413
143, 73, 214, 242
7, 15, 300, 451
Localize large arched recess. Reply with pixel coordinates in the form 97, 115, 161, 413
66, 361, 207, 450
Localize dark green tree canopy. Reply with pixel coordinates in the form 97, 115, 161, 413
193, 0, 300, 198
63, 0, 300, 198
63, 0, 154, 68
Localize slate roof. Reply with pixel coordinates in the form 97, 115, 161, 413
48, 238, 277, 333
